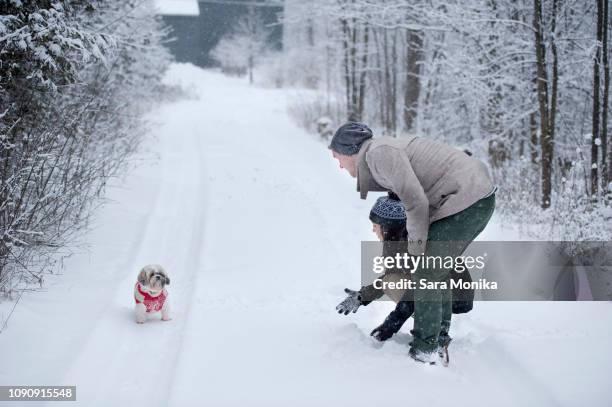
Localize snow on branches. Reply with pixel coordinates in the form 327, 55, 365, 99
0, 0, 171, 294
282, 0, 611, 241
0, 1, 114, 91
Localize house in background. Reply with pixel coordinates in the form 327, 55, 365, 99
155, 0, 283, 68
154, 0, 203, 66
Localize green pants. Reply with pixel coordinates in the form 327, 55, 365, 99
408, 193, 496, 353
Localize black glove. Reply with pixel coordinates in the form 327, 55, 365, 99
336, 288, 363, 315
370, 300, 414, 341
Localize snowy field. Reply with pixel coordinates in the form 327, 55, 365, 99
1, 64, 611, 407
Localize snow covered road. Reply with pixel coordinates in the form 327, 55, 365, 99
1, 64, 611, 407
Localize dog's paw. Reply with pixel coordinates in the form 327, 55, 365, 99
136, 320, 145, 324
162, 316, 172, 321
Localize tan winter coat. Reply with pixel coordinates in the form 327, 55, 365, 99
356, 136, 495, 255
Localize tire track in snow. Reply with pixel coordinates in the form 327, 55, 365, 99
48, 102, 208, 407
160, 116, 209, 405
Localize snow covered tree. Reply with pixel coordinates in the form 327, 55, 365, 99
281, 0, 611, 240
211, 6, 271, 83
0, 0, 171, 294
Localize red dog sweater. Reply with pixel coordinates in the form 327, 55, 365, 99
134, 282, 167, 312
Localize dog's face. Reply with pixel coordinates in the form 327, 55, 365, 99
138, 264, 170, 292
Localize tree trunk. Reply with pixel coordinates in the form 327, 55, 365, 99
357, 22, 369, 120
404, 29, 423, 133
390, 28, 398, 135
248, 53, 253, 84
350, 15, 358, 117
533, 0, 552, 208
341, 17, 352, 119
602, 0, 610, 187
592, 0, 604, 196
383, 28, 391, 132
549, 0, 559, 176
530, 111, 539, 165
373, 28, 385, 126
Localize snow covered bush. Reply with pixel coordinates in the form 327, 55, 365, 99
210, 6, 271, 84
287, 92, 344, 134
210, 35, 249, 77
256, 51, 285, 88
0, 0, 171, 295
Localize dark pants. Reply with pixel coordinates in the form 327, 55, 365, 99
408, 193, 496, 353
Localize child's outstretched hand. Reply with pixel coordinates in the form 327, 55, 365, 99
336, 288, 362, 315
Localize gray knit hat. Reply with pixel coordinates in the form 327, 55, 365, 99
369, 193, 406, 230
328, 122, 373, 155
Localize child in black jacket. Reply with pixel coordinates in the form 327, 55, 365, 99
336, 192, 474, 342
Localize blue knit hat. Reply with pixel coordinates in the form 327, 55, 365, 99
369, 193, 406, 230
328, 122, 373, 155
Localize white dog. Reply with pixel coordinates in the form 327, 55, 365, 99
134, 264, 171, 323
